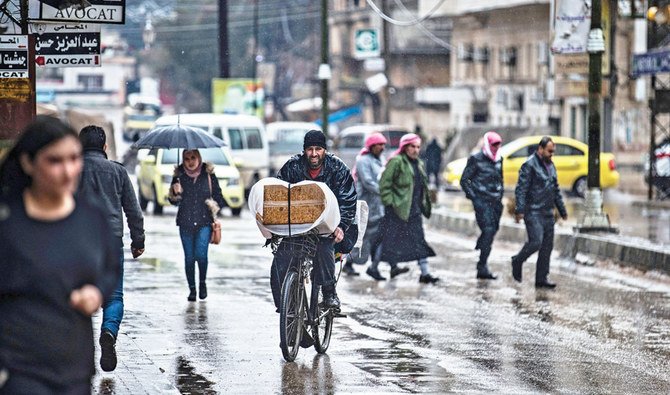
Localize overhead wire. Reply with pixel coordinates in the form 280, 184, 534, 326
391, 0, 452, 52
365, 0, 448, 26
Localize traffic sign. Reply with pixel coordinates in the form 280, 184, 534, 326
354, 28, 380, 59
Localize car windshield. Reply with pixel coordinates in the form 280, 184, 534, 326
270, 128, 309, 154
384, 131, 407, 149
128, 114, 158, 122
162, 148, 230, 165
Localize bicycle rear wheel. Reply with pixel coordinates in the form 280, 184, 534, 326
311, 286, 333, 354
279, 270, 304, 362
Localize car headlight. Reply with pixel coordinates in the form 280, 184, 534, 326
161, 175, 173, 183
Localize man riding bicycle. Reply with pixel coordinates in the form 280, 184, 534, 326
270, 130, 357, 311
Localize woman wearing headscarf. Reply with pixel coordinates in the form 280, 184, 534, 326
346, 133, 387, 278
169, 149, 226, 301
0, 116, 118, 394
460, 131, 503, 280
377, 133, 439, 284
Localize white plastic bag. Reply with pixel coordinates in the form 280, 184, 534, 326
248, 177, 340, 238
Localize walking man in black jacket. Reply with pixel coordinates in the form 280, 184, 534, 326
78, 125, 145, 371
512, 136, 567, 288
460, 131, 504, 280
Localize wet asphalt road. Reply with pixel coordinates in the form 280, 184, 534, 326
90, 205, 670, 394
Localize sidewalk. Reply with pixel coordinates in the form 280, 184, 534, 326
427, 205, 670, 275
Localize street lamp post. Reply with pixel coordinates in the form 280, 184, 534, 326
577, 0, 617, 233
319, 0, 330, 137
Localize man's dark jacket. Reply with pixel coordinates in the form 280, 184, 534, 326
460, 151, 504, 203
277, 153, 357, 231
78, 149, 145, 249
514, 153, 567, 218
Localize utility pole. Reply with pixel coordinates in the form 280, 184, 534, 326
251, 0, 259, 114
218, 0, 229, 78
577, 0, 616, 232
647, 0, 658, 200
319, 0, 330, 137
381, 0, 390, 123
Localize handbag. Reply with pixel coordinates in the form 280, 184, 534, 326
206, 174, 222, 245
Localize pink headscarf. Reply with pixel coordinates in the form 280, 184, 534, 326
358, 132, 388, 156
482, 131, 502, 162
352, 132, 388, 182
390, 133, 421, 159
182, 149, 203, 182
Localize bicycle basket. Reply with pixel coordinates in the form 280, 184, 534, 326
271, 230, 319, 258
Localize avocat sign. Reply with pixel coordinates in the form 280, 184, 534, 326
33, 0, 125, 24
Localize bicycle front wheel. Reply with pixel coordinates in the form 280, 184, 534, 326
311, 286, 333, 354
279, 270, 304, 362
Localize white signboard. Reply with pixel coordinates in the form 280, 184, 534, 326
31, 23, 101, 68
30, 0, 125, 24
0, 35, 29, 78
354, 29, 381, 59
551, 0, 591, 54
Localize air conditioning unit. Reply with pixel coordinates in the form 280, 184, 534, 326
474, 47, 489, 63
500, 47, 517, 66
457, 43, 473, 62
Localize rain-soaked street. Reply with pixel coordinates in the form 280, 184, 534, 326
92, 204, 670, 394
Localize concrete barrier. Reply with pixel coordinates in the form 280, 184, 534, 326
427, 208, 670, 275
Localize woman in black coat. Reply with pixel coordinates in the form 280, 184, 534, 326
169, 149, 226, 301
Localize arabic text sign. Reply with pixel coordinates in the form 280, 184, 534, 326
0, 35, 28, 78
36, 33, 100, 55
38, 0, 125, 24
551, 0, 591, 54
31, 23, 101, 68
632, 49, 670, 77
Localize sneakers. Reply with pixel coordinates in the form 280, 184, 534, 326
187, 288, 196, 302
99, 330, 117, 372
419, 273, 440, 284
365, 267, 386, 281
390, 266, 410, 279
342, 263, 360, 276
199, 283, 207, 300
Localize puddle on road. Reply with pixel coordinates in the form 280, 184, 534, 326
175, 356, 216, 395
281, 355, 337, 394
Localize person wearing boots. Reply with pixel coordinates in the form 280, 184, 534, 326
77, 125, 146, 372
512, 136, 567, 288
378, 133, 439, 284
169, 149, 226, 301
460, 131, 504, 280
347, 132, 387, 279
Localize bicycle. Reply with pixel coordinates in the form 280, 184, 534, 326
270, 231, 346, 362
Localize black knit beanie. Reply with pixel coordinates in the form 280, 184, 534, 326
303, 130, 327, 150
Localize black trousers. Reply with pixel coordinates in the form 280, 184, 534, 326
473, 200, 503, 272
270, 237, 335, 309
512, 213, 555, 283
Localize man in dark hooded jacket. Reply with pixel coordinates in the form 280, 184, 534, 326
77, 125, 145, 372
271, 130, 357, 312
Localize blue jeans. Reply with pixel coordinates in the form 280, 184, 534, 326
179, 226, 212, 289
101, 245, 124, 338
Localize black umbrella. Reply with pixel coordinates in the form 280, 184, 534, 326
132, 124, 226, 150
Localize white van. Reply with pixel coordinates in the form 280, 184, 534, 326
155, 113, 270, 193
332, 124, 409, 170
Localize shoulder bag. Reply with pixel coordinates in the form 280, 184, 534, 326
206, 174, 222, 244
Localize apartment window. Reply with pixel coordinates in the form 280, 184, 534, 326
77, 75, 103, 91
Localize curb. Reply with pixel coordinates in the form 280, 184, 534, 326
427, 208, 670, 275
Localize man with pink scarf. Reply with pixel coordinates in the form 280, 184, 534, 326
376, 133, 439, 284
460, 131, 504, 280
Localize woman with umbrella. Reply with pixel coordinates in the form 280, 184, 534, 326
133, 124, 228, 301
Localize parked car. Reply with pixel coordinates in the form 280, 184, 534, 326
136, 147, 245, 216
443, 135, 620, 197
122, 95, 162, 142
154, 113, 270, 194
331, 124, 409, 169
265, 121, 321, 175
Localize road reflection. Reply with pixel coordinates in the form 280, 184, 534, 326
175, 303, 217, 394
281, 354, 335, 394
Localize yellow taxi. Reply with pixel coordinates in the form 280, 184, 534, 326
136, 147, 245, 216
443, 135, 620, 197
